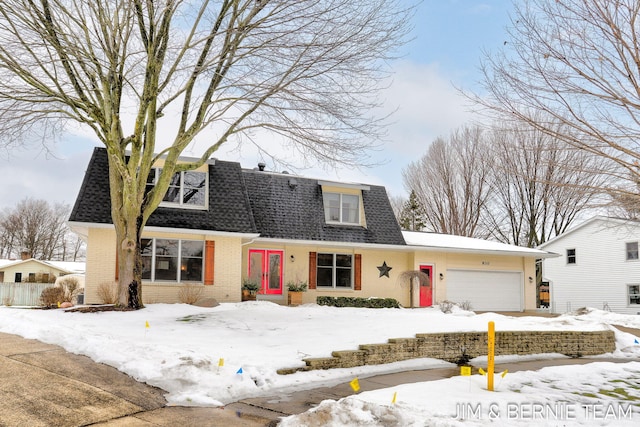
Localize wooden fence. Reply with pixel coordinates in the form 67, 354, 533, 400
0, 282, 51, 307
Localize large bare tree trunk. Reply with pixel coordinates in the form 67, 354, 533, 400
0, 1, 412, 309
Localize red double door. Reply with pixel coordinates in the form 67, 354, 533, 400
248, 249, 283, 295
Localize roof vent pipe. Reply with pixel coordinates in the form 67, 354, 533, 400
258, 162, 266, 171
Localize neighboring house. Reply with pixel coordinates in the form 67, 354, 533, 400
539, 216, 640, 315
69, 147, 552, 311
0, 258, 83, 284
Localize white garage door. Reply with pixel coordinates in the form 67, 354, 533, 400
446, 270, 522, 311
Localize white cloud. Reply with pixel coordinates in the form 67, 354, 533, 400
0, 59, 477, 207
0, 141, 95, 208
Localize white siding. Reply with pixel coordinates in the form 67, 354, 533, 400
541, 218, 640, 315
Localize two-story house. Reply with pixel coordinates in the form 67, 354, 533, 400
69, 147, 551, 310
539, 216, 640, 315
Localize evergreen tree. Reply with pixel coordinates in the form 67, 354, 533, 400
399, 190, 427, 231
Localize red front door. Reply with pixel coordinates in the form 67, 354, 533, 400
248, 249, 283, 295
419, 265, 433, 307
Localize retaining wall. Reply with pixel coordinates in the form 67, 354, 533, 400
277, 330, 615, 374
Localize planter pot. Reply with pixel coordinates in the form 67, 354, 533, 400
242, 290, 256, 301
288, 291, 303, 306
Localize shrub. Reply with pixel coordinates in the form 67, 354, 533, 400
286, 280, 308, 292
241, 279, 260, 293
458, 300, 473, 311
316, 296, 400, 308
437, 300, 473, 313
40, 286, 65, 308
178, 283, 204, 305
97, 281, 118, 304
58, 276, 82, 303
438, 300, 455, 314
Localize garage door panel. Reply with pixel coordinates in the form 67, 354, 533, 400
446, 270, 522, 311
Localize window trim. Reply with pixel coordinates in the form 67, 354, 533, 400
628, 284, 640, 306
141, 238, 204, 283
147, 168, 209, 210
626, 241, 639, 261
323, 192, 361, 225
566, 248, 576, 265
316, 253, 354, 289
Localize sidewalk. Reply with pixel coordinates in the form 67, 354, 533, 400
1, 328, 638, 426
228, 356, 636, 425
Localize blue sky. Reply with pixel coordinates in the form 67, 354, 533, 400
0, 1, 513, 208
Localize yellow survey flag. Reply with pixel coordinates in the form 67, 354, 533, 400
391, 391, 397, 404
218, 358, 224, 367
460, 366, 471, 376
501, 369, 508, 378
145, 321, 150, 329
349, 377, 360, 393
478, 367, 487, 376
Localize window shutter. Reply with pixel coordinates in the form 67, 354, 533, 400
204, 241, 215, 285
309, 252, 317, 289
354, 253, 362, 291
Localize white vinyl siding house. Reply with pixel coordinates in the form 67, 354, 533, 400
539, 216, 640, 315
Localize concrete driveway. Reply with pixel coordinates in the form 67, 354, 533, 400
0, 332, 275, 426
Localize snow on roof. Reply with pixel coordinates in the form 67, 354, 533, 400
46, 261, 86, 274
402, 231, 557, 258
0, 259, 86, 274
538, 215, 640, 249
0, 259, 15, 268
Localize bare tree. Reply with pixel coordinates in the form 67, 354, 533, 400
387, 193, 406, 225
608, 174, 640, 219
472, 0, 640, 207
402, 120, 604, 246
0, 198, 78, 260
485, 121, 606, 247
0, 1, 412, 308
403, 125, 493, 236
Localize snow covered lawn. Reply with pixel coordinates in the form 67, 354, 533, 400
1, 302, 639, 425
281, 361, 640, 426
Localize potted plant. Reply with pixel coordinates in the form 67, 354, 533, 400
241, 279, 260, 301
287, 280, 308, 306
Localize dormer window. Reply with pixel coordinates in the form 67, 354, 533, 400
146, 168, 207, 209
319, 180, 368, 227
323, 192, 360, 224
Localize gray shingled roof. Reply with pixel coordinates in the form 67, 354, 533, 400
69, 147, 257, 234
242, 170, 406, 245
69, 147, 406, 245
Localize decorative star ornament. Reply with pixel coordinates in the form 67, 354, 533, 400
377, 261, 392, 278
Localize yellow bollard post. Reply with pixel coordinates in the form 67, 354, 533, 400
488, 321, 495, 391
